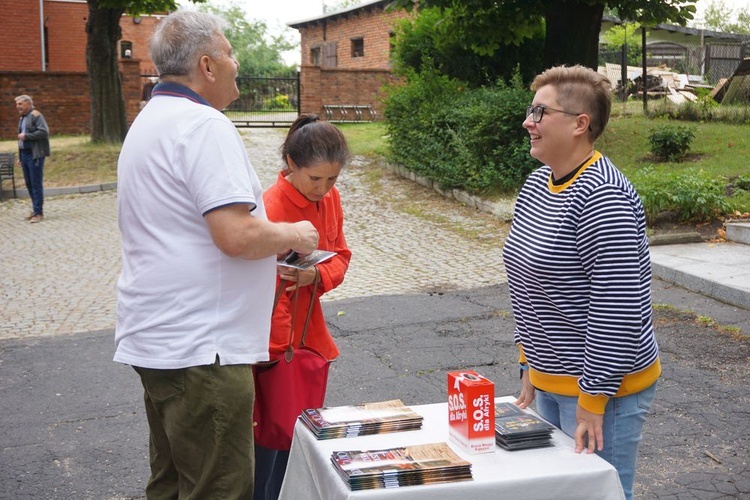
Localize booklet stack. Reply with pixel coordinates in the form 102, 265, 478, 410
330, 442, 473, 490
300, 399, 424, 440
494, 402, 555, 451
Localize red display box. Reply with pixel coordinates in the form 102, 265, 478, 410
447, 370, 495, 454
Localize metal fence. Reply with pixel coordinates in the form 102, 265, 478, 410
599, 41, 749, 86
139, 72, 300, 128
226, 73, 300, 128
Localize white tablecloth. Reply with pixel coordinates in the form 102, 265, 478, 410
278, 396, 624, 500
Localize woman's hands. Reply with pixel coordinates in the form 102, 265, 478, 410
574, 405, 604, 454
514, 370, 536, 409
279, 266, 318, 291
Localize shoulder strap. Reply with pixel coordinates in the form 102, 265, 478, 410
299, 269, 320, 347
273, 269, 321, 360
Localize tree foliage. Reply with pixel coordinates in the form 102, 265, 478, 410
198, 2, 296, 75
389, 0, 696, 69
86, 0, 205, 144
601, 22, 643, 66
702, 0, 750, 34
391, 7, 544, 87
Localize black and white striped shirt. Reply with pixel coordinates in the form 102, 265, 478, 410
503, 152, 660, 412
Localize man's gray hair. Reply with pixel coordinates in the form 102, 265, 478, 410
150, 10, 229, 77
15, 95, 33, 106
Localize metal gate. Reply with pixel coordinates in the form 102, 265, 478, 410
225, 72, 300, 128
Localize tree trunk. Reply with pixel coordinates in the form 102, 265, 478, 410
542, 0, 604, 70
86, 1, 127, 143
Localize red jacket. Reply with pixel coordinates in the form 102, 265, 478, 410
263, 171, 351, 360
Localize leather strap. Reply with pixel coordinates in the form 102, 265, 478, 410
273, 268, 321, 361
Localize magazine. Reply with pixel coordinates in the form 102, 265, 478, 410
331, 442, 472, 490
277, 249, 336, 270
494, 402, 555, 451
301, 399, 423, 440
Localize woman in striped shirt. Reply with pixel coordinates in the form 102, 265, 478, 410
503, 65, 660, 500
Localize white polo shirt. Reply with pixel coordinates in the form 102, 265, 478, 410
114, 86, 275, 369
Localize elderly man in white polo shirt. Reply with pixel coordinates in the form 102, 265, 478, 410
115, 10, 318, 499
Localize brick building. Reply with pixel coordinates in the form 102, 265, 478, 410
0, 0, 162, 138
289, 0, 411, 120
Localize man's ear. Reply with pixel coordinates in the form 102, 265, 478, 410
199, 55, 215, 82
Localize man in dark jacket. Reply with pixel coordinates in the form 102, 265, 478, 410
16, 94, 50, 223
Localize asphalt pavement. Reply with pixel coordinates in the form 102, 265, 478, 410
1, 128, 748, 499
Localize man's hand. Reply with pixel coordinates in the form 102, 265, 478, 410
574, 405, 604, 454
290, 220, 318, 254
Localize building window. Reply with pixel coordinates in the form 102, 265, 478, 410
120, 41, 133, 59
311, 46, 322, 66
351, 38, 364, 58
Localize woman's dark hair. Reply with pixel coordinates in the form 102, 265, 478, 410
281, 114, 350, 169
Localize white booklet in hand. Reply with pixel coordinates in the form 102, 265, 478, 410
278, 249, 336, 270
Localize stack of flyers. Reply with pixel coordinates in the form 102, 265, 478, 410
494, 402, 555, 451
300, 399, 423, 440
330, 442, 472, 490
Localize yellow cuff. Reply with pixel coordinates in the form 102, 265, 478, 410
578, 392, 609, 414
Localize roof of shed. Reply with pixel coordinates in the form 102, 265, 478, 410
288, 0, 392, 28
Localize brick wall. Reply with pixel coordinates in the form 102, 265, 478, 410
120, 15, 165, 75
0, 60, 143, 139
300, 65, 398, 119
294, 4, 409, 119
0, 0, 160, 78
44, 1, 88, 72
0, 1, 43, 71
0, 72, 89, 138
298, 8, 408, 70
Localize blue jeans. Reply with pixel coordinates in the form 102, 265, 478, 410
536, 382, 657, 500
253, 444, 290, 500
20, 149, 44, 215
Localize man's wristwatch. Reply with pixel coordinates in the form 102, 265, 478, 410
519, 362, 529, 379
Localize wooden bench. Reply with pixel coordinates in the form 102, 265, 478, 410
323, 105, 377, 123
0, 152, 16, 201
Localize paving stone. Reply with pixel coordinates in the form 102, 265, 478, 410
0, 129, 509, 340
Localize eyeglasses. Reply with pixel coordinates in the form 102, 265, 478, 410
525, 105, 583, 123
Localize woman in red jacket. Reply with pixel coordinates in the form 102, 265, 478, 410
254, 114, 351, 500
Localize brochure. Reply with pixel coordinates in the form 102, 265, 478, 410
277, 249, 336, 270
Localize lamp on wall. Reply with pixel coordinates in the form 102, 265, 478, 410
133, 15, 142, 24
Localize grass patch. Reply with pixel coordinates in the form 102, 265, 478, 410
0, 124, 387, 189
335, 122, 389, 158
599, 114, 750, 180
0, 136, 119, 188
1, 116, 747, 220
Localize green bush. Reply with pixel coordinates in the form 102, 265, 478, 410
390, 8, 544, 88
648, 124, 695, 161
384, 66, 537, 195
264, 94, 293, 110
632, 167, 735, 225
732, 174, 750, 192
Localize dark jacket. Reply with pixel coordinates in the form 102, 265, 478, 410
19, 109, 51, 159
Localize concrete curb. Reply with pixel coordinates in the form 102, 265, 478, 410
1, 182, 117, 199
650, 259, 750, 310
381, 161, 516, 221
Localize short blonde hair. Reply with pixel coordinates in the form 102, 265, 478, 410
531, 65, 611, 141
